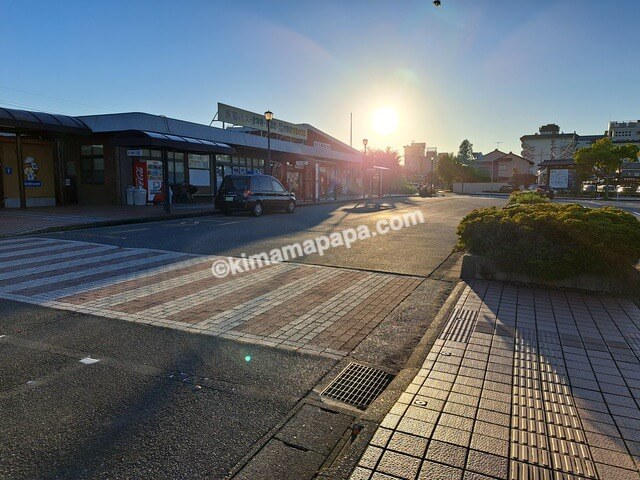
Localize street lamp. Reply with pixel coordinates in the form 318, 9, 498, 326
362, 139, 368, 199
265, 110, 273, 174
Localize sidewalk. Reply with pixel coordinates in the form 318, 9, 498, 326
0, 203, 218, 237
350, 280, 640, 480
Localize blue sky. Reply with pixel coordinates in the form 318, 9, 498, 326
1, 0, 639, 157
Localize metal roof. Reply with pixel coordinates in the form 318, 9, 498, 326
110, 130, 234, 154
79, 112, 362, 164
0, 107, 90, 134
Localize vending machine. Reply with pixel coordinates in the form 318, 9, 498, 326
133, 159, 164, 203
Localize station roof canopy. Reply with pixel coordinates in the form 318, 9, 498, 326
110, 130, 235, 154
0, 107, 90, 134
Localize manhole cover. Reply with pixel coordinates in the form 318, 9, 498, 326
321, 362, 394, 409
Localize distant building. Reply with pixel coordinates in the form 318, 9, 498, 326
608, 120, 640, 145
520, 124, 580, 169
403, 142, 425, 175
403, 142, 437, 177
475, 149, 534, 182
520, 123, 605, 189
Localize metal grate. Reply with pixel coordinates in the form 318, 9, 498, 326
321, 362, 394, 409
439, 308, 478, 343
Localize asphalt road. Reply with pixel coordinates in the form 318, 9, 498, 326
1, 195, 505, 479
44, 195, 504, 276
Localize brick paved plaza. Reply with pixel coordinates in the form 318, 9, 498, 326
0, 237, 421, 358
351, 281, 640, 480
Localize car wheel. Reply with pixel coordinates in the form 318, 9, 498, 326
286, 201, 295, 214
252, 202, 263, 217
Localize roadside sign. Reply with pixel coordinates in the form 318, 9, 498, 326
127, 149, 143, 157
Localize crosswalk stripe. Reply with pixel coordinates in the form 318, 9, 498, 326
197, 266, 338, 330
0, 238, 64, 253
0, 241, 73, 259
192, 266, 335, 331
3, 252, 180, 294
79, 260, 222, 309
0, 248, 145, 281
127, 262, 299, 320
0, 244, 116, 271
36, 256, 202, 300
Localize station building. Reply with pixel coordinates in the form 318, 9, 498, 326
0, 104, 363, 208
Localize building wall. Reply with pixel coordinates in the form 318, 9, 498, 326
0, 136, 57, 208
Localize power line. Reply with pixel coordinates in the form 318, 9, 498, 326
0, 84, 115, 112
0, 98, 81, 117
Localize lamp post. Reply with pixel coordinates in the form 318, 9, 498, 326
264, 110, 273, 175
362, 138, 368, 199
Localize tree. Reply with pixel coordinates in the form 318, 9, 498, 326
436, 153, 460, 189
509, 168, 537, 190
367, 147, 401, 171
574, 138, 639, 199
456, 139, 475, 165
436, 152, 489, 189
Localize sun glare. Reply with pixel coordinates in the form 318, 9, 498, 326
372, 107, 399, 136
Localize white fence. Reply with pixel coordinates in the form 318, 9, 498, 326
452, 182, 509, 194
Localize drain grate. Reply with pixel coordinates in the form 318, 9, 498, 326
440, 308, 478, 343
320, 362, 394, 409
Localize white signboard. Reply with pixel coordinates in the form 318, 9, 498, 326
313, 141, 331, 150
549, 169, 569, 189
218, 103, 308, 140
127, 149, 143, 157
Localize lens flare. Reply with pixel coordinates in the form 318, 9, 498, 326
372, 108, 399, 136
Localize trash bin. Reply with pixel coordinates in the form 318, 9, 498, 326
126, 186, 135, 206
134, 187, 147, 206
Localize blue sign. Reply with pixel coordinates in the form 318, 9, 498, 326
24, 181, 42, 187
4, 167, 11, 175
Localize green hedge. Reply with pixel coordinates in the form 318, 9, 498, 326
506, 190, 549, 206
457, 203, 640, 279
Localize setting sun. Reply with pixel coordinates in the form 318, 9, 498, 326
372, 107, 399, 136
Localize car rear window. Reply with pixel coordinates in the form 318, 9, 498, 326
220, 176, 249, 193
250, 176, 274, 192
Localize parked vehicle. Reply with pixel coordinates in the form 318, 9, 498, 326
597, 184, 616, 193
616, 185, 634, 195
534, 185, 556, 198
499, 185, 513, 193
637, 185, 640, 194
582, 184, 597, 193
215, 174, 296, 217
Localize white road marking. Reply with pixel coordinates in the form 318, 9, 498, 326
79, 357, 100, 365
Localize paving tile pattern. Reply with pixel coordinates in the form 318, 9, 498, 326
352, 281, 640, 479
0, 237, 421, 358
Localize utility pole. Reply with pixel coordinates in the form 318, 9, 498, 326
492, 141, 502, 195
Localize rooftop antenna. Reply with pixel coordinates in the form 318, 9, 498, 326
494, 141, 502, 151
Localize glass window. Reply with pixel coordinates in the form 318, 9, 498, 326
150, 150, 162, 158
272, 179, 286, 192
80, 145, 105, 184
216, 154, 231, 165
255, 176, 273, 192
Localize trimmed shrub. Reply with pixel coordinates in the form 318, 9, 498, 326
506, 190, 549, 206
390, 178, 418, 194
457, 203, 640, 279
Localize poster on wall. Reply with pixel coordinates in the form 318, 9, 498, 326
146, 160, 164, 202
23, 157, 42, 187
549, 169, 569, 189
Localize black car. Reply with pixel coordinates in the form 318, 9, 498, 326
216, 174, 296, 217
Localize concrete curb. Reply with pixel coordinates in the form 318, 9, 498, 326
0, 209, 224, 239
